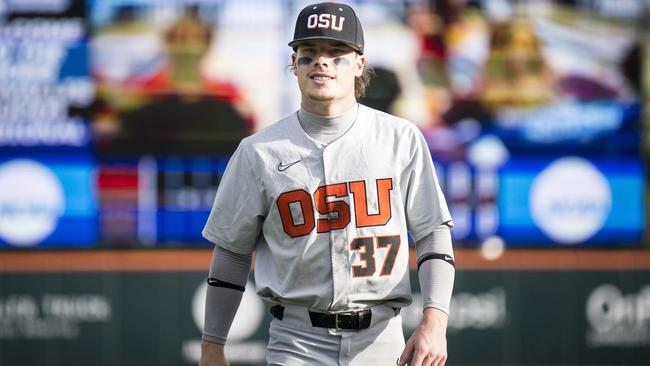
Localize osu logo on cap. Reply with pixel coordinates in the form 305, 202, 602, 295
306, 14, 345, 31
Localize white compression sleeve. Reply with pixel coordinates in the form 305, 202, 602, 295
202, 245, 252, 344
415, 223, 455, 314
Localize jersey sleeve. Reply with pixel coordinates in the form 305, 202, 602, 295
202, 141, 266, 254
402, 127, 453, 242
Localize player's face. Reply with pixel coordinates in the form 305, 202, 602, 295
292, 41, 365, 110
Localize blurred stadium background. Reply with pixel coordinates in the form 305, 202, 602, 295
0, 0, 649, 365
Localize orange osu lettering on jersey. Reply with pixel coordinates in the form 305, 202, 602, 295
276, 189, 316, 237
276, 178, 393, 237
314, 183, 350, 233
349, 178, 393, 227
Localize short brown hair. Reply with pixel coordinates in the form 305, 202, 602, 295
354, 64, 375, 99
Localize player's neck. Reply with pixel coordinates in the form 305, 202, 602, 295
301, 98, 357, 117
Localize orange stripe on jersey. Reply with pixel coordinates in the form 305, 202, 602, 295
349, 178, 393, 228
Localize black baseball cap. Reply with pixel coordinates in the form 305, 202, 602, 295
289, 2, 364, 54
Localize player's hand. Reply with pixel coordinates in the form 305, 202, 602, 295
397, 308, 448, 366
199, 340, 229, 366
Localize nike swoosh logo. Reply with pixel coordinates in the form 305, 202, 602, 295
278, 160, 301, 171
444, 255, 453, 261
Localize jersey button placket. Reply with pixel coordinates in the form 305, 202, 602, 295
322, 146, 348, 310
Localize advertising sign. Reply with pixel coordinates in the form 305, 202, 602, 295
498, 156, 644, 246
0, 157, 97, 247
0, 0, 93, 153
1, 251, 649, 366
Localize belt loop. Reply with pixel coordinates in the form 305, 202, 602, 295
270, 305, 284, 320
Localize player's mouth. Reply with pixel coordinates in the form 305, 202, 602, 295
310, 73, 334, 85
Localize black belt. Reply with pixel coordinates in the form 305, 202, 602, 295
269, 305, 372, 330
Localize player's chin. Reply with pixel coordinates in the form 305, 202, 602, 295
307, 92, 337, 102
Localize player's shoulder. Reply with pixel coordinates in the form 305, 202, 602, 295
359, 104, 421, 138
238, 112, 298, 149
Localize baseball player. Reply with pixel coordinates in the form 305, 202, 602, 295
199, 3, 455, 366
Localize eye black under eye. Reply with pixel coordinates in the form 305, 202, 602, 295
296, 57, 312, 65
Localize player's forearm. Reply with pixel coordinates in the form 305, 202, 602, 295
202, 245, 252, 344
416, 223, 455, 314
418, 257, 455, 313
202, 285, 244, 343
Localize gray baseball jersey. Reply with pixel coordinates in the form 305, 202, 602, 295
203, 104, 452, 312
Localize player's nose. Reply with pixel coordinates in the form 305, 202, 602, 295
313, 53, 331, 68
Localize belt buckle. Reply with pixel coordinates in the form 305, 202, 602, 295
334, 312, 343, 330
335, 311, 356, 330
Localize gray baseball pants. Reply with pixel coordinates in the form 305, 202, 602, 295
266, 304, 405, 365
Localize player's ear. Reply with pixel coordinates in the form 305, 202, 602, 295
354, 54, 365, 77
291, 53, 298, 76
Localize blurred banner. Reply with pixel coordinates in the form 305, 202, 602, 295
497, 156, 644, 246
0, 157, 98, 247
1, 250, 649, 366
0, 0, 646, 248
0, 0, 93, 153
96, 157, 228, 246
0, 0, 97, 248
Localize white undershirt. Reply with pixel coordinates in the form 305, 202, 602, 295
297, 103, 359, 145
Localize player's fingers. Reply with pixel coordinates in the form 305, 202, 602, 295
430, 350, 447, 366
409, 345, 428, 366
397, 342, 414, 366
